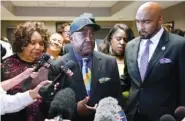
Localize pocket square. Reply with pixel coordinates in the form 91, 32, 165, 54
99, 77, 111, 84
160, 58, 172, 64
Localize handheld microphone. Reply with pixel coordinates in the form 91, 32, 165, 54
160, 114, 176, 121
1, 44, 6, 59
174, 106, 185, 121
39, 60, 75, 101
49, 88, 76, 120
22, 53, 51, 91
94, 97, 127, 121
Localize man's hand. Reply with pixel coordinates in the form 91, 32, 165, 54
77, 97, 97, 116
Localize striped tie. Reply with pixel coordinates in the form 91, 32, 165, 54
82, 58, 91, 96
139, 40, 151, 81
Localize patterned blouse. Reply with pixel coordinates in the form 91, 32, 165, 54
1, 54, 49, 121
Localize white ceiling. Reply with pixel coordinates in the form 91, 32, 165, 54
1, 0, 184, 21
11, 1, 119, 7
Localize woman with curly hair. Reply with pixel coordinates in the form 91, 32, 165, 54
46, 32, 64, 60
1, 21, 49, 121
57, 22, 71, 44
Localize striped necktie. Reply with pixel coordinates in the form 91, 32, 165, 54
82, 58, 91, 96
139, 40, 151, 81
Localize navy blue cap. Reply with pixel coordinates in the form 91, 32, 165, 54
70, 16, 101, 34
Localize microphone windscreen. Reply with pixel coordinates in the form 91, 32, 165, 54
98, 97, 122, 114
41, 53, 50, 61
94, 108, 116, 121
64, 60, 75, 69
49, 88, 76, 119
95, 97, 127, 121
174, 106, 185, 120
160, 114, 176, 121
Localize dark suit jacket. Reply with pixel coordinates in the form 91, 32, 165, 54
123, 31, 185, 121
49, 50, 124, 121
62, 43, 73, 55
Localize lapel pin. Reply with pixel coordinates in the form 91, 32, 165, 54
161, 46, 165, 51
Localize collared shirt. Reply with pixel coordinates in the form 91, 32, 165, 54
0, 85, 34, 115
138, 27, 164, 68
73, 48, 93, 71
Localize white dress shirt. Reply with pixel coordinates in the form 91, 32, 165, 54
0, 85, 34, 115
137, 27, 164, 68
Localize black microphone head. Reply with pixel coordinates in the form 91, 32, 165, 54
62, 60, 75, 69
49, 88, 76, 119
60, 60, 75, 77
1, 44, 6, 58
160, 114, 176, 121
41, 53, 50, 61
175, 106, 185, 120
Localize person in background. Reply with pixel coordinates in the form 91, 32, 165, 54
100, 23, 134, 76
57, 22, 71, 44
123, 2, 185, 121
46, 33, 64, 60
49, 15, 124, 121
99, 23, 134, 106
1, 21, 49, 121
171, 28, 184, 37
162, 23, 172, 32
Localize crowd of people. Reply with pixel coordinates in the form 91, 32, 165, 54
1, 1, 185, 121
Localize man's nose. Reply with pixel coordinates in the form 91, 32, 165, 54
35, 43, 41, 49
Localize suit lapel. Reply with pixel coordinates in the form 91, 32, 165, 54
91, 51, 102, 94
131, 38, 143, 85
63, 51, 87, 96
144, 31, 169, 81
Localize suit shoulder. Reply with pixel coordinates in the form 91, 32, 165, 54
126, 37, 140, 49
94, 51, 116, 61
169, 33, 185, 44
51, 53, 70, 67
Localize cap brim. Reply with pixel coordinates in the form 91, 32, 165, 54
88, 24, 101, 31
77, 23, 101, 32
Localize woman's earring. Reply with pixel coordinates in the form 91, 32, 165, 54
21, 46, 24, 51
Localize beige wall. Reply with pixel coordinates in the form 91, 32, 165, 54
1, 20, 138, 40
162, 2, 185, 31
1, 21, 56, 38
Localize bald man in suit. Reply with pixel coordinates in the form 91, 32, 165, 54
122, 2, 185, 121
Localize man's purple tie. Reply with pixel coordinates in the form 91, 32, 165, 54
139, 40, 151, 81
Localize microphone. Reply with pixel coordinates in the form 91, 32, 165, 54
1, 44, 6, 59
22, 53, 51, 91
94, 97, 127, 121
160, 114, 176, 121
49, 88, 76, 120
174, 106, 185, 121
39, 60, 75, 101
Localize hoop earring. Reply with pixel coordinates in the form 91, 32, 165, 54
21, 46, 24, 51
